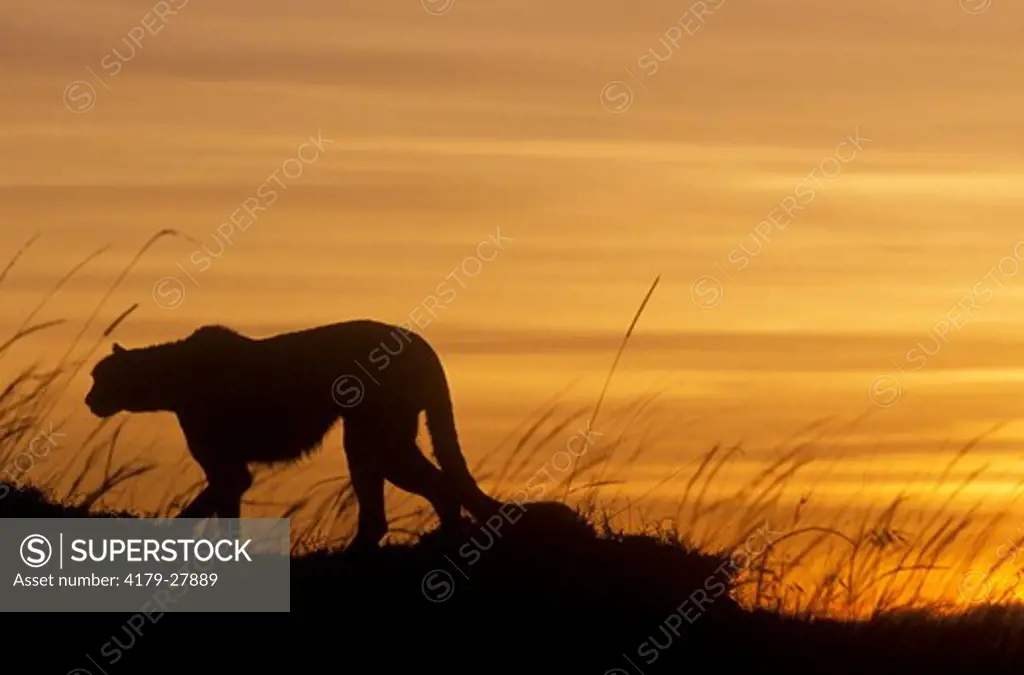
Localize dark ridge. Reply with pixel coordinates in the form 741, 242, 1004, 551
5, 486, 1024, 674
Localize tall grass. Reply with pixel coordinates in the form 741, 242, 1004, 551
3, 233, 1024, 624
0, 233, 164, 510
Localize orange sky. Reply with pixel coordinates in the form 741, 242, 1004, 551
3, 2, 1024, 582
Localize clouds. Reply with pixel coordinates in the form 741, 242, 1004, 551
3, 0, 1024, 487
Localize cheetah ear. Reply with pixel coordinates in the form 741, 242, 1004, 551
112, 343, 126, 354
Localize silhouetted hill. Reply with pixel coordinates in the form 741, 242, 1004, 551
5, 486, 1024, 674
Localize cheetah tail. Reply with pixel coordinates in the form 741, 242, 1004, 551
424, 373, 502, 520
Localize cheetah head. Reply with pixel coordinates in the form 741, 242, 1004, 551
85, 343, 137, 418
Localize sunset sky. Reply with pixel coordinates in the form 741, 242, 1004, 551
3, 0, 1024, 547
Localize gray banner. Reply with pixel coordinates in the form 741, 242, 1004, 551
0, 518, 289, 612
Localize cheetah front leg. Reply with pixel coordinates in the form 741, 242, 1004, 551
177, 485, 218, 519
177, 456, 252, 520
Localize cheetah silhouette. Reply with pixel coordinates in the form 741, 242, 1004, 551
85, 319, 502, 549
